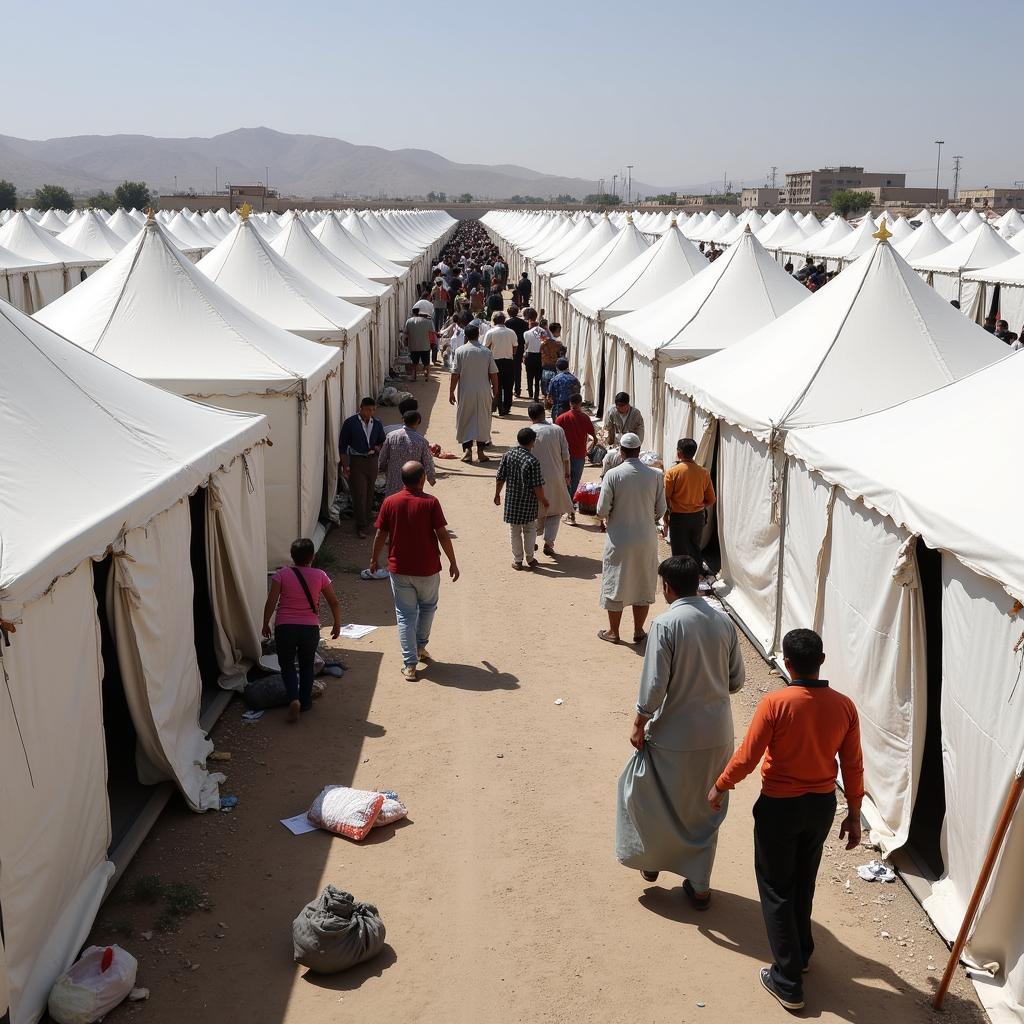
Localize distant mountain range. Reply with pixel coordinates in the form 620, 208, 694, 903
0, 127, 672, 201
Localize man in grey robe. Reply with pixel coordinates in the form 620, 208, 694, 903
616, 555, 744, 907
449, 323, 498, 464
595, 433, 666, 645
527, 402, 572, 556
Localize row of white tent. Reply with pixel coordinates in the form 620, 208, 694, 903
0, 208, 455, 1024
484, 207, 1024, 1023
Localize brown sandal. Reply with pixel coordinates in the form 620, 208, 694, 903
597, 630, 621, 645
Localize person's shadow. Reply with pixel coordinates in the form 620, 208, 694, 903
420, 659, 519, 691
638, 887, 987, 1021
530, 553, 602, 581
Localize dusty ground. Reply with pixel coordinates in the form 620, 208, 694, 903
89, 371, 987, 1024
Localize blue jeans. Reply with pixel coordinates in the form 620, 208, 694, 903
568, 457, 586, 503
274, 624, 319, 709
389, 572, 440, 667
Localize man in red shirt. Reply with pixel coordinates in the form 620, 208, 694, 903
555, 393, 596, 525
708, 628, 864, 1012
370, 461, 460, 681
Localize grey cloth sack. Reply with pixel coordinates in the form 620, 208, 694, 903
292, 885, 386, 973
243, 673, 289, 710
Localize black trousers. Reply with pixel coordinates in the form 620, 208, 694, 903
275, 623, 320, 709
753, 792, 837, 1003
495, 358, 515, 414
524, 352, 543, 400
668, 510, 706, 563
514, 346, 524, 396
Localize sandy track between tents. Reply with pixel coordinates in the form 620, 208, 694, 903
91, 372, 987, 1024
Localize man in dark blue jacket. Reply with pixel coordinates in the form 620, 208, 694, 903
340, 397, 386, 538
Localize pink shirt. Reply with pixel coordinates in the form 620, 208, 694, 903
272, 566, 331, 627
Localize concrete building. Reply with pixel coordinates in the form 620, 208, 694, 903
860, 186, 948, 207
959, 187, 1024, 210
741, 187, 780, 209
782, 166, 906, 206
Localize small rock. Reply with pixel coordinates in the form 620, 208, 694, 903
496, 753, 504, 758
215, 932, 226, 939
140, 931, 153, 941
554, 698, 564, 705
697, 1001, 706, 1008
881, 930, 891, 939
129, 987, 150, 1002
190, 963, 201, 971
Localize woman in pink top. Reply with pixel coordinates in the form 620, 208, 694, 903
262, 538, 342, 722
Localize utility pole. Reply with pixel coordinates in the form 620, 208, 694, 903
951, 155, 962, 202
215, 166, 219, 193
934, 140, 944, 208
770, 165, 778, 189
174, 174, 177, 192
612, 173, 618, 199
627, 165, 633, 205
266, 166, 270, 193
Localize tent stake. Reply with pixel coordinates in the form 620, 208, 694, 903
932, 753, 1024, 1009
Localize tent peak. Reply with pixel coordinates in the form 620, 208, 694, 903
873, 222, 893, 243
743, 223, 753, 234
238, 202, 253, 221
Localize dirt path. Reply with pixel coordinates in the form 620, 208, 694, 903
93, 373, 986, 1024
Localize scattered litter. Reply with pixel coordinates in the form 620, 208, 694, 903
697, 1001, 706, 1008
208, 751, 232, 762
293, 886, 386, 973
857, 860, 897, 883
881, 930, 891, 939
241, 709, 264, 722
219, 796, 238, 812
374, 791, 408, 827
280, 813, 319, 836
140, 931, 152, 942
554, 698, 564, 705
338, 624, 377, 640
128, 988, 149, 1002
48, 945, 138, 1024
307, 785, 385, 841
496, 753, 504, 758
359, 567, 390, 581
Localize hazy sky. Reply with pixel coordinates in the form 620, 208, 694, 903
5, 0, 1021, 191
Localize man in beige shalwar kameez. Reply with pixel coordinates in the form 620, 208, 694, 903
616, 555, 744, 907
449, 323, 498, 464
527, 402, 572, 556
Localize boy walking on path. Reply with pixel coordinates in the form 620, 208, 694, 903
494, 427, 550, 570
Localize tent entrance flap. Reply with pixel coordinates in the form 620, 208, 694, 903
906, 539, 946, 879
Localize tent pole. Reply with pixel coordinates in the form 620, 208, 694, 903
932, 752, 1024, 1010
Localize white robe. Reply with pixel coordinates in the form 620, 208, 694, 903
596, 459, 666, 607
453, 340, 497, 444
530, 422, 573, 518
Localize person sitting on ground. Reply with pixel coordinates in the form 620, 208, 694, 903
995, 318, 1012, 342
709, 628, 864, 1013
604, 392, 645, 448
262, 538, 342, 723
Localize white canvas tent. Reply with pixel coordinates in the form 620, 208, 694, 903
911, 222, 1018, 310
895, 215, 954, 262
34, 219, 341, 566
607, 228, 808, 452
0, 299, 269, 1024
56, 209, 127, 260
963, 248, 1024, 335
536, 214, 618, 315
271, 216, 393, 396
105, 208, 143, 243
568, 224, 708, 405
0, 211, 102, 291
197, 215, 373, 416
0, 243, 63, 313
663, 235, 1007, 657
783, 352, 1023, 1024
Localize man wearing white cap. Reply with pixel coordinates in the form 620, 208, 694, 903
596, 433, 666, 645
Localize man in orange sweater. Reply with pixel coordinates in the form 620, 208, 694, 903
708, 628, 864, 1012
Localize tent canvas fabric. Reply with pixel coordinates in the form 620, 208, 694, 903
964, 249, 1024, 333
664, 238, 1008, 654
784, 351, 1024, 1024
56, 209, 128, 260
0, 243, 63, 312
34, 220, 341, 566
607, 229, 808, 450
0, 211, 103, 287
911, 223, 1018, 306
0, 298, 269, 1024
197, 218, 372, 415
536, 215, 618, 315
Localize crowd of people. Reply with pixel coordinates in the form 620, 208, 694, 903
261, 218, 868, 1014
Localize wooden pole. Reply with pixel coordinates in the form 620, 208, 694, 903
933, 753, 1024, 1010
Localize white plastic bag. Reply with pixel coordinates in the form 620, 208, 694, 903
307, 785, 384, 841
374, 790, 408, 827
48, 945, 138, 1024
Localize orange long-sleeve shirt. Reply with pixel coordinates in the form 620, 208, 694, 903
663, 460, 716, 514
716, 681, 864, 807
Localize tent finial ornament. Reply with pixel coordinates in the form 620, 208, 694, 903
239, 202, 252, 221
145, 207, 155, 223
873, 222, 893, 243
627, 212, 633, 224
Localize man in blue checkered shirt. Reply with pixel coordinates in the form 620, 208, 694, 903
494, 427, 550, 570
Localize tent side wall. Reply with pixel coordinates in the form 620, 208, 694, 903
0, 564, 114, 1024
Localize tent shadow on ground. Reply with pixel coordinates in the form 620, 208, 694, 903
529, 553, 602, 580
301, 942, 398, 991
419, 658, 519, 691
638, 886, 987, 1022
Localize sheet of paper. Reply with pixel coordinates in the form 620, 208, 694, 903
280, 813, 318, 836
338, 623, 378, 639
